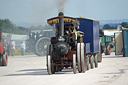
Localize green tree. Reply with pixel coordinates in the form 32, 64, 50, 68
121, 22, 127, 27
0, 19, 27, 34
103, 24, 111, 29
125, 25, 128, 28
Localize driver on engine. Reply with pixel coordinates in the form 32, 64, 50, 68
69, 24, 79, 50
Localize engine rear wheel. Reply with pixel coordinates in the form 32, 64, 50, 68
73, 54, 77, 74
77, 43, 81, 73
80, 43, 86, 73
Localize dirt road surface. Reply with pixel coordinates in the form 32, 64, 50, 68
0, 52, 128, 85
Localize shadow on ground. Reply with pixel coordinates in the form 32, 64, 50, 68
4, 68, 75, 76
4, 68, 48, 76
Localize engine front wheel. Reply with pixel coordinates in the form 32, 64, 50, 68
73, 54, 77, 74
47, 55, 52, 75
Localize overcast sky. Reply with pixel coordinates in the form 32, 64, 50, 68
0, 0, 128, 26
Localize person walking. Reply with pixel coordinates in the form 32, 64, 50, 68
21, 42, 24, 56
11, 44, 14, 56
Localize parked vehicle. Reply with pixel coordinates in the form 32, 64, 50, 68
115, 25, 128, 57
46, 12, 100, 75
100, 35, 112, 55
26, 29, 55, 56
0, 32, 8, 66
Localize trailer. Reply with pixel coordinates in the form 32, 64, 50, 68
77, 18, 100, 68
100, 35, 112, 55
0, 32, 8, 66
46, 12, 100, 75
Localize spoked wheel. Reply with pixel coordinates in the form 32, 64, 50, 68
89, 55, 94, 69
35, 37, 50, 56
80, 43, 86, 73
86, 55, 90, 70
73, 54, 77, 74
94, 54, 98, 68
77, 43, 81, 73
2, 52, 8, 66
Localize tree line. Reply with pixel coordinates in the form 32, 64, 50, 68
0, 19, 27, 34
1, 19, 128, 34
103, 22, 128, 29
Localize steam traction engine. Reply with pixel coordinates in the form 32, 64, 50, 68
46, 12, 87, 75
26, 29, 55, 56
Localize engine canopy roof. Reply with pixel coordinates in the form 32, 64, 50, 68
47, 16, 79, 26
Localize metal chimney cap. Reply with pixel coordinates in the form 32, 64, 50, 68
58, 12, 64, 16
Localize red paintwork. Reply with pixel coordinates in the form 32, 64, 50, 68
0, 32, 4, 54
66, 51, 76, 60
102, 46, 104, 51
109, 45, 111, 54
51, 50, 76, 67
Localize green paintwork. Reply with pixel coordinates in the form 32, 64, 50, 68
100, 35, 112, 46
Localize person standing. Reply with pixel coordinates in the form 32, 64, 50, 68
21, 42, 24, 56
11, 44, 14, 56
7, 42, 11, 56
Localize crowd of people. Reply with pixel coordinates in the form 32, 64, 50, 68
6, 42, 25, 56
